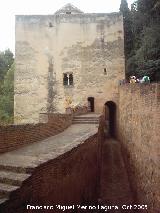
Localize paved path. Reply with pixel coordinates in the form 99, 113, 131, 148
0, 123, 98, 170
99, 138, 134, 212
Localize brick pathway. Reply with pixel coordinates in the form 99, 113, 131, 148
99, 138, 134, 212
0, 123, 98, 167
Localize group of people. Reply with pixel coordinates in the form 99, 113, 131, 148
129, 75, 150, 84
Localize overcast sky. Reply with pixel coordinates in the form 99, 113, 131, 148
0, 0, 135, 53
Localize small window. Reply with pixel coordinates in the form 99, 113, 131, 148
63, 74, 68, 85
49, 22, 53, 27
69, 74, 73, 85
63, 73, 73, 86
104, 68, 107, 75
66, 11, 71, 14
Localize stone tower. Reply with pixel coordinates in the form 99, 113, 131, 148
15, 4, 125, 123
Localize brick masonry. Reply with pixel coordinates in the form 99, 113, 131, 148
117, 83, 160, 212
0, 114, 72, 154
0, 83, 159, 212
0, 125, 104, 213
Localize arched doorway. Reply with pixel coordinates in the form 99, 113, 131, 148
105, 101, 116, 137
88, 97, 94, 112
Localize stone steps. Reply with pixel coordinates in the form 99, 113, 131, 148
73, 121, 99, 124
0, 163, 33, 205
0, 197, 8, 205
73, 118, 99, 120
73, 115, 99, 124
0, 183, 19, 198
74, 115, 99, 119
0, 170, 30, 186
0, 164, 36, 174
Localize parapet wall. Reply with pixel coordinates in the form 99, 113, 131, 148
0, 114, 72, 154
117, 83, 160, 212
0, 125, 103, 212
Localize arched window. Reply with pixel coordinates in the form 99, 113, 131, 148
63, 73, 68, 85
63, 73, 73, 86
69, 74, 73, 85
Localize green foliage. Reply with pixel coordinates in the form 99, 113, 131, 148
120, 0, 134, 59
123, 0, 160, 81
0, 49, 14, 82
0, 63, 14, 124
120, 0, 130, 14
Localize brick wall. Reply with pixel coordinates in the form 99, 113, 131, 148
117, 83, 160, 212
66, 106, 88, 116
0, 130, 103, 213
0, 113, 72, 154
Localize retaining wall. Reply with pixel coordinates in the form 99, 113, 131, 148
117, 83, 160, 212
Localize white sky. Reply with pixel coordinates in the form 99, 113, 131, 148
0, 0, 135, 54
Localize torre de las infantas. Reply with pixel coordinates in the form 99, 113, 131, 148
14, 3, 125, 124
0, 4, 159, 212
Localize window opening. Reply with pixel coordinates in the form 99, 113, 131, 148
69, 74, 73, 85
49, 22, 53, 27
63, 73, 73, 86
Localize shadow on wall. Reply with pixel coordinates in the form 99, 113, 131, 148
104, 101, 116, 138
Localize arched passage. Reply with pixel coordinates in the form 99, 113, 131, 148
88, 97, 94, 112
105, 101, 116, 137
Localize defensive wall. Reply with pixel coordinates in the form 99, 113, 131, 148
0, 114, 72, 154
117, 83, 160, 212
0, 106, 88, 154
0, 83, 159, 212
0, 117, 104, 212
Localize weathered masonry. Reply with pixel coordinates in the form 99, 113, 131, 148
15, 4, 125, 124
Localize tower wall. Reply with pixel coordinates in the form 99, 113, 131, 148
15, 13, 125, 123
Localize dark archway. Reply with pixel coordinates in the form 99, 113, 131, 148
88, 97, 94, 112
105, 101, 116, 137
